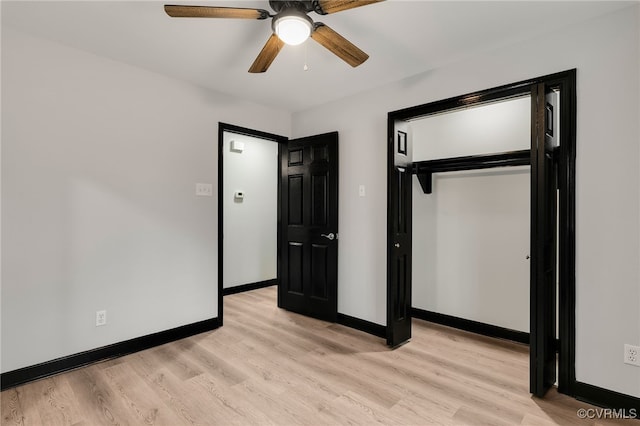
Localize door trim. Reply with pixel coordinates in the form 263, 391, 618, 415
386, 69, 576, 396
217, 123, 287, 325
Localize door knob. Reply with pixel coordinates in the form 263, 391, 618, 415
394, 243, 400, 248
321, 233, 335, 241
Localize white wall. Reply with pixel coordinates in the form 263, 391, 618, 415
293, 6, 640, 398
1, 28, 290, 373
412, 168, 530, 332
411, 96, 531, 160
222, 132, 278, 289
411, 98, 531, 332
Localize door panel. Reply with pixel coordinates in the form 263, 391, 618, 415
288, 175, 304, 225
396, 167, 409, 234
287, 242, 304, 294
530, 84, 558, 397
311, 244, 329, 299
279, 132, 338, 322
395, 254, 408, 319
311, 174, 328, 226
289, 149, 303, 165
387, 123, 412, 347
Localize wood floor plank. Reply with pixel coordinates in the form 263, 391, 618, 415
189, 373, 277, 426
8, 377, 83, 426
171, 339, 249, 387
229, 339, 344, 406
64, 364, 133, 425
151, 343, 203, 382
332, 350, 461, 418
102, 362, 185, 425
389, 394, 458, 425
316, 389, 404, 426
229, 376, 322, 425
1, 388, 25, 426
453, 404, 520, 426
3, 285, 637, 426
35, 376, 84, 426
361, 347, 525, 423
298, 349, 403, 409
124, 353, 213, 425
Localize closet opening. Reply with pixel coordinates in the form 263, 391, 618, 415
386, 70, 576, 398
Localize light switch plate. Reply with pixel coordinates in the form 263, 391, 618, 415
359, 185, 366, 197
196, 183, 213, 197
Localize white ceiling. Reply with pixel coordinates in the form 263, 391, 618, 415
2, 0, 635, 112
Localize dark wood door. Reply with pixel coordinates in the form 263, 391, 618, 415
387, 121, 412, 347
278, 132, 338, 322
530, 83, 558, 397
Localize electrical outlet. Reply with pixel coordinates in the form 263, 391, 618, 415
624, 344, 640, 366
96, 310, 107, 327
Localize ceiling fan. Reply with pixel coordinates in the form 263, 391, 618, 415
164, 0, 384, 73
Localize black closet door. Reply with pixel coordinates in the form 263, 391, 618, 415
530, 83, 558, 397
387, 123, 412, 347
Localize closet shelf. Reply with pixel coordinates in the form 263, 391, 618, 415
413, 149, 531, 194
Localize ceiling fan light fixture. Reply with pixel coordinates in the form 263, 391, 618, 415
273, 13, 312, 46
164, 1, 382, 73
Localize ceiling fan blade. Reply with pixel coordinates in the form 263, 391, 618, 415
164, 5, 270, 20
314, 0, 384, 15
248, 34, 285, 73
311, 23, 368, 68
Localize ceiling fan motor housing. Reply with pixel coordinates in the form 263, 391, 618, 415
271, 10, 314, 32
269, 1, 319, 14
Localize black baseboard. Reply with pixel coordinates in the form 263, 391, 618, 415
411, 307, 529, 345
574, 381, 640, 416
223, 279, 277, 296
337, 313, 386, 339
1, 317, 220, 391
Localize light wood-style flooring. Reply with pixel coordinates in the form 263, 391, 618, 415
2, 286, 635, 425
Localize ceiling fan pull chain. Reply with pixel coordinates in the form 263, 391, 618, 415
303, 41, 310, 71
